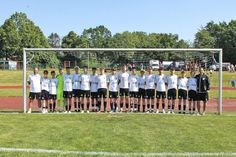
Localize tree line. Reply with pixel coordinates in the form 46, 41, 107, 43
0, 12, 236, 67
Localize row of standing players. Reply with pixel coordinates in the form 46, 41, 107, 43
27, 65, 210, 115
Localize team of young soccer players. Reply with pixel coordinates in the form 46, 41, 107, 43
27, 65, 210, 115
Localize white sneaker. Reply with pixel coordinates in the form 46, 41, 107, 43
64, 111, 68, 113
171, 110, 175, 114
120, 108, 123, 112
68, 111, 71, 114
146, 110, 150, 113
162, 109, 166, 114
27, 108, 32, 114
81, 110, 84, 113
87, 110, 90, 113
156, 109, 159, 114
167, 110, 171, 114
45, 109, 48, 113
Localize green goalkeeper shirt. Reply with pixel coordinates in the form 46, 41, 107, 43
56, 74, 64, 91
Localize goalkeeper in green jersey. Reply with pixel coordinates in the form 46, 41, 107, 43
57, 68, 64, 112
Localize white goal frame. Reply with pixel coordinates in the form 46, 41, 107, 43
23, 48, 223, 114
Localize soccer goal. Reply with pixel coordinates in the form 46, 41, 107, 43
22, 48, 223, 114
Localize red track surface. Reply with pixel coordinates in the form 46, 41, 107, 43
0, 97, 235, 112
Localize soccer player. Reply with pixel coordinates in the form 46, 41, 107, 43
155, 67, 166, 114
187, 70, 197, 114
166, 68, 178, 114
97, 67, 108, 112
80, 66, 91, 113
145, 66, 156, 113
57, 68, 64, 112
40, 70, 50, 114
138, 69, 146, 112
178, 70, 188, 114
27, 67, 41, 113
72, 66, 81, 112
49, 70, 58, 112
108, 68, 119, 113
128, 67, 139, 112
196, 67, 210, 115
63, 67, 73, 113
118, 64, 129, 112
90, 67, 98, 112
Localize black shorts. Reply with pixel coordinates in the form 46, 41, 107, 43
80, 90, 90, 98
97, 88, 107, 98
29, 92, 41, 100
49, 94, 57, 100
120, 88, 129, 97
167, 89, 177, 100
129, 91, 139, 98
63, 91, 73, 98
156, 91, 166, 99
109, 91, 119, 98
146, 89, 155, 99
72, 89, 81, 98
197, 92, 209, 102
188, 90, 197, 101
91, 92, 98, 99
178, 89, 187, 100
138, 88, 146, 98
41, 90, 49, 100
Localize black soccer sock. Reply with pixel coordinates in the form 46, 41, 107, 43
104, 102, 107, 111
134, 104, 137, 109
81, 104, 84, 110
120, 103, 123, 108
110, 103, 114, 111
126, 103, 129, 109
65, 105, 68, 111
178, 104, 181, 111
78, 102, 81, 111
87, 103, 90, 111
162, 103, 165, 110
147, 104, 150, 110
156, 103, 159, 110
138, 104, 140, 112
49, 103, 52, 111
74, 102, 77, 111
114, 103, 117, 111
143, 105, 145, 112
98, 101, 101, 111
183, 105, 186, 112
172, 104, 175, 110
69, 105, 71, 111
53, 102, 56, 111
151, 105, 154, 110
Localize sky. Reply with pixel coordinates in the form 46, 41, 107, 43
0, 0, 236, 42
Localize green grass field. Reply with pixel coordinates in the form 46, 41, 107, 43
0, 113, 235, 157
1, 70, 236, 99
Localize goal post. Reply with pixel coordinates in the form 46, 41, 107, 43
23, 48, 223, 114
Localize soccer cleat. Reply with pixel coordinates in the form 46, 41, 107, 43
64, 111, 68, 113
68, 111, 71, 114
162, 109, 166, 114
167, 110, 171, 114
81, 110, 84, 113
27, 108, 32, 114
146, 110, 150, 113
87, 110, 90, 113
156, 109, 159, 114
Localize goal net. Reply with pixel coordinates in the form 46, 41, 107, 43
20, 48, 222, 114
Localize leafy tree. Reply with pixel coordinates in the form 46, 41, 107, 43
48, 33, 61, 48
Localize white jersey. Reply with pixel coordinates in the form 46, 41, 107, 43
90, 74, 98, 92
49, 78, 58, 95
64, 74, 73, 91
118, 72, 129, 89
145, 74, 156, 89
80, 73, 90, 90
108, 74, 119, 92
28, 74, 41, 93
187, 77, 197, 91
72, 74, 80, 90
128, 74, 139, 92
178, 77, 188, 91
97, 74, 107, 89
41, 77, 50, 92
166, 74, 178, 90
156, 74, 166, 92
138, 75, 146, 89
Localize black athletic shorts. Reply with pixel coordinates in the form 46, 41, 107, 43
178, 89, 187, 100
91, 92, 98, 99
156, 91, 166, 99
120, 88, 129, 97
138, 88, 146, 98
129, 91, 139, 98
97, 88, 107, 98
167, 88, 177, 100
188, 90, 197, 101
72, 89, 81, 98
49, 94, 57, 100
29, 92, 41, 100
41, 90, 50, 100
146, 89, 155, 99
63, 91, 73, 98
109, 91, 119, 98
80, 90, 90, 98
197, 92, 209, 102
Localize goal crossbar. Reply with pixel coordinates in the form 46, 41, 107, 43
23, 48, 223, 114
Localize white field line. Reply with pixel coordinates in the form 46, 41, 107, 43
0, 147, 235, 156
